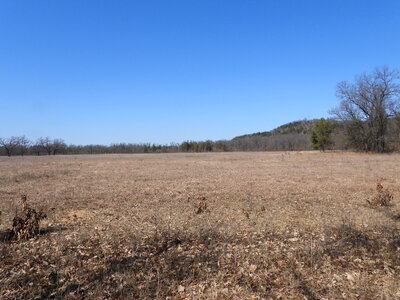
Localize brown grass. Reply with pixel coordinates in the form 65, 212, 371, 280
0, 152, 399, 299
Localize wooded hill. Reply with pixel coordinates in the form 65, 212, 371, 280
233, 119, 317, 140
226, 119, 336, 151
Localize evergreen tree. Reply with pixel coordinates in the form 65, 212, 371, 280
310, 119, 334, 151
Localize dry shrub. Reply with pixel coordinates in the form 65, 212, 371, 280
368, 183, 393, 206
195, 197, 209, 214
11, 195, 47, 241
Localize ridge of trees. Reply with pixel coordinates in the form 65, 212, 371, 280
1, 117, 399, 156
233, 119, 318, 140
0, 119, 323, 156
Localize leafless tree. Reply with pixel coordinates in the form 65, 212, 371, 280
330, 66, 400, 152
36, 137, 60, 155
16, 136, 31, 156
35, 137, 67, 155
36, 137, 53, 155
52, 139, 66, 155
0, 137, 20, 156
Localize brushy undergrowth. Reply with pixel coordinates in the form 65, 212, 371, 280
368, 182, 394, 206
10, 195, 47, 241
195, 197, 209, 214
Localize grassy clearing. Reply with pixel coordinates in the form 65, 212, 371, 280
0, 152, 399, 299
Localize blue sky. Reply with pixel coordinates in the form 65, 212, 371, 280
1, 1, 399, 145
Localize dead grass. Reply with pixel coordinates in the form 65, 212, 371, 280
0, 152, 399, 299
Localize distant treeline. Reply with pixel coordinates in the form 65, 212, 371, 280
0, 136, 313, 157
1, 117, 400, 156
0, 136, 176, 156
0, 119, 320, 157
0, 130, 315, 157
0, 119, 316, 156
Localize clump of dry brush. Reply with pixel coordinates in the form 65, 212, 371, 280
10, 195, 47, 240
195, 197, 209, 214
367, 183, 394, 206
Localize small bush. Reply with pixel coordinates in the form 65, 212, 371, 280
195, 197, 209, 214
368, 183, 393, 206
11, 195, 47, 240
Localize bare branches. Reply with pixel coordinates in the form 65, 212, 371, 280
35, 137, 66, 155
0, 136, 31, 157
331, 66, 400, 152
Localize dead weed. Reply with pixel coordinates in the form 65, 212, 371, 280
10, 195, 47, 241
367, 182, 394, 206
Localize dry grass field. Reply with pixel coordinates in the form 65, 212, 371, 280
0, 152, 399, 299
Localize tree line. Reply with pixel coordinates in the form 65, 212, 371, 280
0, 135, 315, 156
0, 136, 234, 156
0, 137, 178, 156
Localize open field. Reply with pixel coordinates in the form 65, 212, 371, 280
0, 152, 399, 299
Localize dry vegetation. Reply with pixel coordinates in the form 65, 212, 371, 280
0, 152, 399, 299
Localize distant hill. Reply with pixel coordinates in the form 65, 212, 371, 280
232, 119, 318, 140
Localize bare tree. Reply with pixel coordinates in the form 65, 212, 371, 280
16, 136, 31, 156
36, 137, 54, 155
392, 101, 400, 139
330, 66, 400, 152
52, 139, 66, 155
0, 137, 20, 156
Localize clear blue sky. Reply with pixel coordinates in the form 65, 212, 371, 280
1, 1, 399, 145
